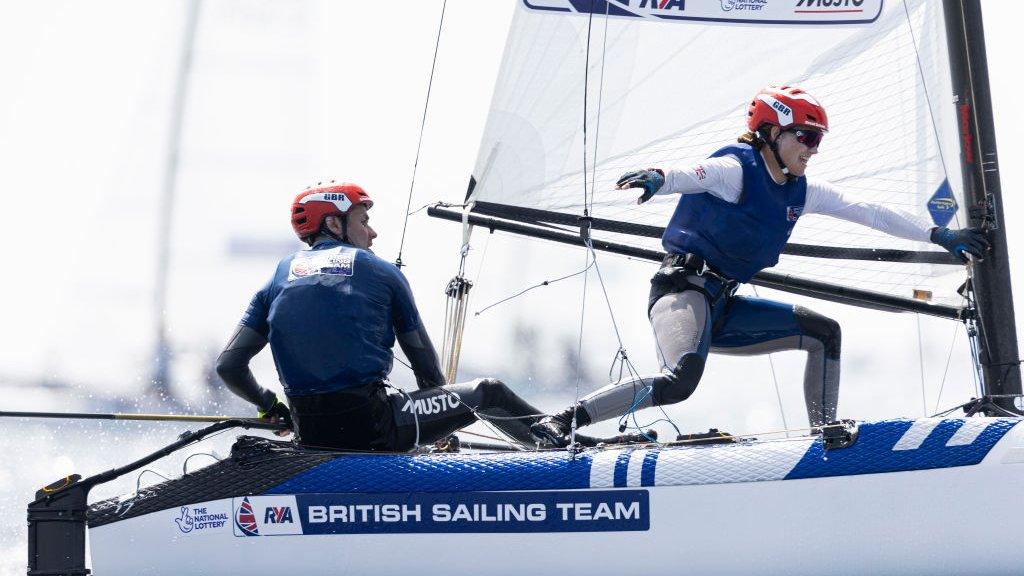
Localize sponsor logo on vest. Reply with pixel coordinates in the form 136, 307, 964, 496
787, 205, 804, 222
720, 0, 767, 11
402, 392, 462, 416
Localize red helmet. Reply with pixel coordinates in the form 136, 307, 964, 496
290, 181, 373, 240
747, 85, 829, 132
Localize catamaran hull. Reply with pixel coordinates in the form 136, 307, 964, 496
85, 418, 1024, 575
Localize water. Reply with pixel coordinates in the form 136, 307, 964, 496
0, 419, 281, 576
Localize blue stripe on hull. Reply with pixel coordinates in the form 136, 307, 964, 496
784, 419, 1018, 480
267, 450, 592, 494
264, 419, 1018, 495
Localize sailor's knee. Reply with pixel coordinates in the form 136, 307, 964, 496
652, 353, 705, 406
795, 306, 841, 360
475, 378, 511, 404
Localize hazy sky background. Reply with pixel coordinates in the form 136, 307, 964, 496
0, 0, 1021, 440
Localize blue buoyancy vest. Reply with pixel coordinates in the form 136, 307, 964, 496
240, 240, 423, 396
661, 143, 806, 282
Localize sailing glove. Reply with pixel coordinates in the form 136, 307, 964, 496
616, 168, 665, 204
258, 396, 294, 434
930, 226, 990, 262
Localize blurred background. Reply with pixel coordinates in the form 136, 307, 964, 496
0, 2, 1021, 574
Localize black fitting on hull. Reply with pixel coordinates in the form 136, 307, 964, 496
28, 475, 91, 576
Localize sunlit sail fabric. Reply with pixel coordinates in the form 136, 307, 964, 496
467, 0, 967, 308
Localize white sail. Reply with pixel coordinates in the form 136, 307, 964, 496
468, 0, 967, 308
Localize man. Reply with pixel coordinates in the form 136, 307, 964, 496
216, 181, 545, 451
532, 85, 989, 447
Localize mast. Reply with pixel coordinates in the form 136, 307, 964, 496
150, 0, 202, 400
943, 0, 1021, 414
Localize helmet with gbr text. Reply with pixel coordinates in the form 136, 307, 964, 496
747, 85, 829, 132
290, 181, 374, 240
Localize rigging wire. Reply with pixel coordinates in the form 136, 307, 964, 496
395, 0, 448, 269
752, 286, 791, 436
904, 0, 1003, 404
900, 0, 955, 216
570, 248, 593, 448
916, 314, 928, 417
932, 324, 961, 414
574, 0, 679, 442
473, 259, 596, 317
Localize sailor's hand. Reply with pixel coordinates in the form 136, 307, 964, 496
930, 226, 990, 263
258, 397, 294, 437
616, 169, 665, 204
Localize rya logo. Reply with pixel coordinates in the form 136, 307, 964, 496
630, 0, 686, 11
264, 506, 295, 524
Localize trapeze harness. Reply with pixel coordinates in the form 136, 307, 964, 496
575, 144, 841, 428
236, 240, 543, 451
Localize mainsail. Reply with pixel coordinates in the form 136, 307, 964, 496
452, 0, 969, 315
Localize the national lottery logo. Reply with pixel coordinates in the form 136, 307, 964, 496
174, 504, 229, 534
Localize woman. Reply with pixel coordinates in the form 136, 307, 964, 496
532, 85, 988, 446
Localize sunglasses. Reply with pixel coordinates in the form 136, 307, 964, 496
788, 128, 824, 148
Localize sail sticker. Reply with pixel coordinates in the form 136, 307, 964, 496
282, 491, 649, 534
927, 179, 958, 227
521, 0, 883, 24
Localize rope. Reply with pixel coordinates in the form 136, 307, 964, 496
473, 259, 596, 317
395, 0, 447, 268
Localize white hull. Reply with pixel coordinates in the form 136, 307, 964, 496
87, 418, 1024, 575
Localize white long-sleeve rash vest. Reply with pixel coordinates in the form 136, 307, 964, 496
659, 154, 934, 243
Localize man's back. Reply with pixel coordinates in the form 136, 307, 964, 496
242, 240, 421, 396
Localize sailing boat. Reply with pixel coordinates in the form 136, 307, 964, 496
27, 1, 1023, 575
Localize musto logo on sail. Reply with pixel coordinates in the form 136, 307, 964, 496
794, 0, 866, 10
